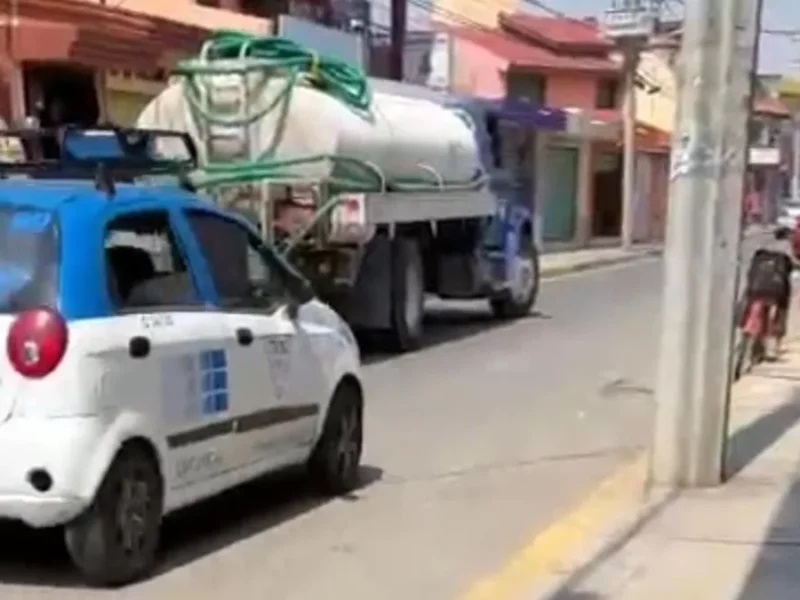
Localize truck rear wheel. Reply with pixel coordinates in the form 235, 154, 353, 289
389, 237, 424, 351
490, 233, 539, 319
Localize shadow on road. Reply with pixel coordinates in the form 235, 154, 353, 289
736, 468, 800, 599
545, 488, 677, 599
725, 388, 800, 479
545, 383, 800, 598
732, 387, 800, 599
0, 465, 383, 589
361, 303, 551, 365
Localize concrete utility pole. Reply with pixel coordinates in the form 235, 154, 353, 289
603, 0, 663, 251
389, 0, 407, 81
793, 116, 800, 203
650, 0, 763, 487
621, 49, 639, 251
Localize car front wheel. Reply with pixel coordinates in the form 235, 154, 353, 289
308, 383, 363, 495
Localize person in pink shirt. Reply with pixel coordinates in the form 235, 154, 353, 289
744, 189, 762, 225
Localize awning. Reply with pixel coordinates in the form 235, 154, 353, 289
467, 97, 567, 131
2, 0, 209, 70
563, 108, 621, 141
635, 122, 671, 153
369, 80, 568, 132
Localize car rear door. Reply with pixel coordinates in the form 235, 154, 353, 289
93, 207, 239, 495
183, 209, 323, 470
0, 204, 61, 423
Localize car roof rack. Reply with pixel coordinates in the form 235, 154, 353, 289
0, 125, 198, 197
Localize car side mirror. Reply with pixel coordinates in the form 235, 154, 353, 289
286, 278, 314, 319
293, 277, 315, 304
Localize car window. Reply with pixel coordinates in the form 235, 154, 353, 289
0, 205, 59, 313
185, 210, 290, 311
104, 211, 200, 311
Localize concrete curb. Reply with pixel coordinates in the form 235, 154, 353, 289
540, 226, 770, 280
540, 248, 663, 280
528, 476, 677, 599
530, 347, 800, 599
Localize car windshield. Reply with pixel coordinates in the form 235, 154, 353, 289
0, 205, 59, 313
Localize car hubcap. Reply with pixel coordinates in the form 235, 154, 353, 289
116, 473, 151, 556
335, 407, 361, 479
510, 253, 535, 304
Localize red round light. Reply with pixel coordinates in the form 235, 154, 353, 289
6, 308, 68, 379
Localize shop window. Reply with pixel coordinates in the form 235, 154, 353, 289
24, 65, 99, 129
506, 72, 547, 105
596, 78, 619, 109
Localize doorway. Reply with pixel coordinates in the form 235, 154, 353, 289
592, 149, 622, 237
23, 64, 100, 128
541, 146, 578, 241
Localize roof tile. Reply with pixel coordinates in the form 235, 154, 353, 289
448, 25, 620, 73
499, 13, 614, 51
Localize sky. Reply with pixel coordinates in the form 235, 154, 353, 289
535, 0, 798, 74
370, 0, 800, 74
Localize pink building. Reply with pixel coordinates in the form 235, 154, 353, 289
441, 14, 671, 245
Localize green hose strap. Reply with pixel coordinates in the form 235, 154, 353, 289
170, 30, 489, 253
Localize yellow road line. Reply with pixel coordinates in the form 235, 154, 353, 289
459, 453, 648, 600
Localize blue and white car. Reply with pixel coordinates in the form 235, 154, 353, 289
0, 127, 363, 585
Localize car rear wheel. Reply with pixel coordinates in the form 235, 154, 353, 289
308, 383, 363, 495
64, 444, 163, 587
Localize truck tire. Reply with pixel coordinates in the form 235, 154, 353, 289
64, 444, 163, 587
389, 237, 424, 351
490, 232, 539, 319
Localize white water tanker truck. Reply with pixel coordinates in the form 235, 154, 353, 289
137, 32, 540, 351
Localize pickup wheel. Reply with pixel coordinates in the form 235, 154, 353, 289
308, 383, 363, 495
490, 232, 539, 319
389, 237, 424, 351
64, 445, 163, 587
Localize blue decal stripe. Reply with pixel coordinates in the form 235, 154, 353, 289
197, 348, 229, 415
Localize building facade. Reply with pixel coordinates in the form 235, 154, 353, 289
441, 13, 673, 246
0, 0, 269, 128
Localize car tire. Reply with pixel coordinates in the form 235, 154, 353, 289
64, 444, 163, 587
308, 383, 363, 495
389, 237, 425, 352
490, 232, 539, 319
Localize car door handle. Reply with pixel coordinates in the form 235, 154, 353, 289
129, 336, 150, 359
236, 327, 254, 346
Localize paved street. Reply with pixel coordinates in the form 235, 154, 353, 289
0, 235, 769, 599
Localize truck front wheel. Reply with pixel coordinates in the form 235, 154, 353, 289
490, 232, 539, 319
389, 237, 424, 351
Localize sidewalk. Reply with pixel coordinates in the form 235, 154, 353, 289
540, 245, 661, 279
538, 224, 770, 279
536, 317, 800, 599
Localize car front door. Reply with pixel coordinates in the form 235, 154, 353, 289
184, 209, 322, 471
